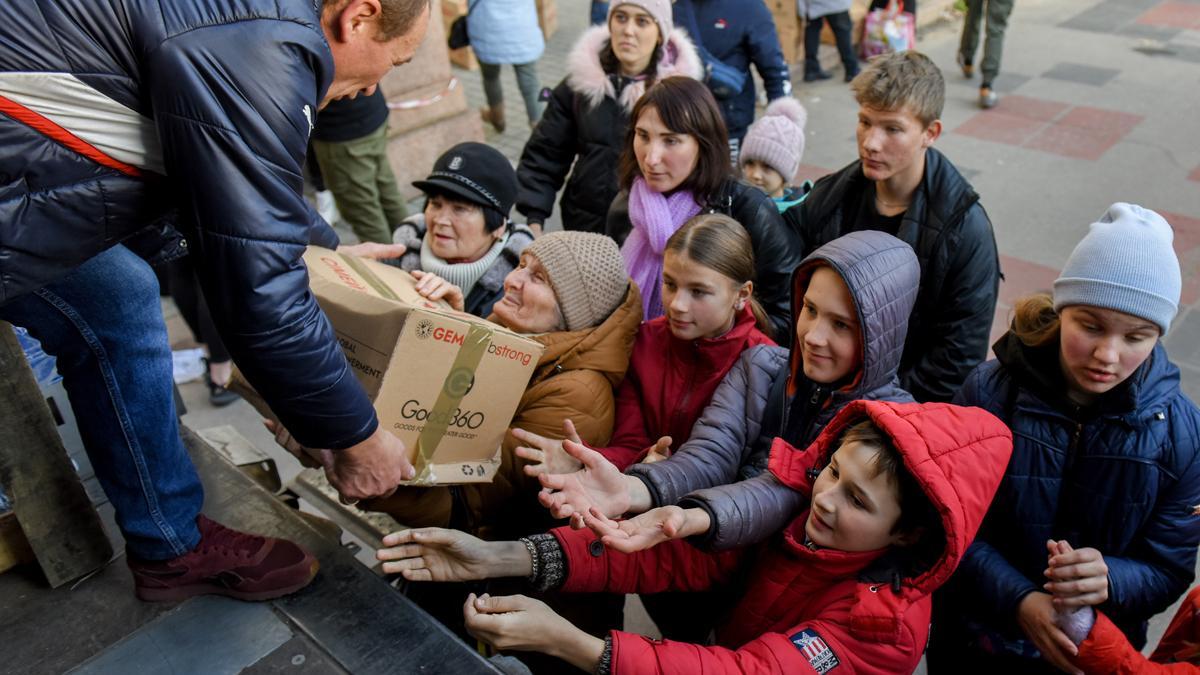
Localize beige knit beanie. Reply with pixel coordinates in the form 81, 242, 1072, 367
525, 232, 629, 331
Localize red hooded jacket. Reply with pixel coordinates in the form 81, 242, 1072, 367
597, 307, 773, 470
1073, 585, 1200, 674
553, 400, 1013, 674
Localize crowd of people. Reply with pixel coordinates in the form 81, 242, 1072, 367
1, 0, 1197, 674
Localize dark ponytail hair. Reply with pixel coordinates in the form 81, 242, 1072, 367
664, 214, 772, 339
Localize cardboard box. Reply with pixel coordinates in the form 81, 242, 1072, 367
766, 0, 803, 64
260, 248, 544, 486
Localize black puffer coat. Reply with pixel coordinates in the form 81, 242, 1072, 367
628, 230, 920, 550
515, 25, 702, 234
0, 0, 376, 450
607, 178, 803, 342
785, 147, 1000, 402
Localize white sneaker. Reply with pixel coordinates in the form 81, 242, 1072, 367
315, 189, 342, 225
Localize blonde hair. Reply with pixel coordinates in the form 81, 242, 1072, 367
850, 51, 944, 127
1011, 292, 1060, 347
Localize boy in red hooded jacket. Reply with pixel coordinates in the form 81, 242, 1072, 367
377, 400, 1012, 674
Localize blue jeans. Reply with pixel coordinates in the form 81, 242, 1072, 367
590, 1, 609, 26
0, 245, 203, 560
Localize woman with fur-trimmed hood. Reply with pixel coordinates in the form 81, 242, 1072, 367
515, 1, 702, 236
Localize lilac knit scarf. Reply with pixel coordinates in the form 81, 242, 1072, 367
622, 177, 703, 319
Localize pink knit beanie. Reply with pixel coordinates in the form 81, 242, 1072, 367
608, 0, 674, 39
740, 97, 808, 183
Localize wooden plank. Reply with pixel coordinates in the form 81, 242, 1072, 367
0, 322, 112, 586
0, 511, 34, 573
182, 426, 499, 675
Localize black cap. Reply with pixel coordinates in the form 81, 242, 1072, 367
412, 142, 518, 215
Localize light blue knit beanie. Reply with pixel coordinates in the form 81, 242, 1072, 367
1053, 202, 1181, 334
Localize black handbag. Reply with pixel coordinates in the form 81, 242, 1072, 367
448, 16, 469, 49
447, 0, 478, 50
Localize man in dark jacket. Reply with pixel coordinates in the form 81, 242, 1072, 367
0, 0, 430, 601
673, 0, 792, 158
784, 51, 1000, 402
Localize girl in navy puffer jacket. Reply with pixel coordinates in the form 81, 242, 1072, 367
928, 203, 1200, 674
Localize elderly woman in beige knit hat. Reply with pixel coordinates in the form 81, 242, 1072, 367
366, 231, 642, 540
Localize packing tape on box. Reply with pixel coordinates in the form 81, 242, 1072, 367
338, 253, 402, 301
409, 322, 494, 484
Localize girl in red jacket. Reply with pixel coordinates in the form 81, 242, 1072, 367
378, 400, 1013, 674
514, 213, 774, 473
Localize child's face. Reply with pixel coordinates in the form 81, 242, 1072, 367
1058, 305, 1158, 405
806, 440, 906, 552
741, 159, 787, 199
795, 267, 863, 384
855, 104, 940, 185
662, 250, 750, 341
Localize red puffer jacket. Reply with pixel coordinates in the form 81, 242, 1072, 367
554, 400, 1013, 674
597, 306, 773, 470
1073, 585, 1200, 673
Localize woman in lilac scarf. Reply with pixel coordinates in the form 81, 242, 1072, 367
605, 77, 803, 341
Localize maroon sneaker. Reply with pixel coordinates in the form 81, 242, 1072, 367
128, 515, 319, 602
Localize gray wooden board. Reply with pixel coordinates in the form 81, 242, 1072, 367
69, 596, 293, 675
182, 427, 499, 675
0, 322, 112, 587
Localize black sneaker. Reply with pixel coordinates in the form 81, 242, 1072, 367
209, 383, 240, 407
202, 358, 240, 407
804, 69, 833, 82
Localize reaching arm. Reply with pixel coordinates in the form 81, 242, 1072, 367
626, 348, 779, 507
148, 21, 376, 450
1104, 444, 1200, 620
608, 609, 924, 675
680, 472, 807, 550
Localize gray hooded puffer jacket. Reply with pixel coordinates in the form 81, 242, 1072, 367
626, 230, 921, 549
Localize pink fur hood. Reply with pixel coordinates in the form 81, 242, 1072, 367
565, 25, 705, 114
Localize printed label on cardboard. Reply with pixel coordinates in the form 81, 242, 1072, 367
302, 247, 543, 485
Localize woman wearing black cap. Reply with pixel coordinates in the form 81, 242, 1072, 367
390, 142, 536, 318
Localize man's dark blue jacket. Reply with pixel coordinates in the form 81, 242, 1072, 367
0, 0, 379, 449
673, 0, 791, 142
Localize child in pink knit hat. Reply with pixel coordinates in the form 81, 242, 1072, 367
739, 97, 812, 213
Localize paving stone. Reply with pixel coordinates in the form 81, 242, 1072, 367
1042, 61, 1121, 86
1119, 22, 1185, 41
990, 72, 1033, 93
1137, 0, 1200, 29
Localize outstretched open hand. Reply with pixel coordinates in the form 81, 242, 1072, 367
377, 527, 509, 582
513, 419, 585, 478
536, 440, 632, 522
